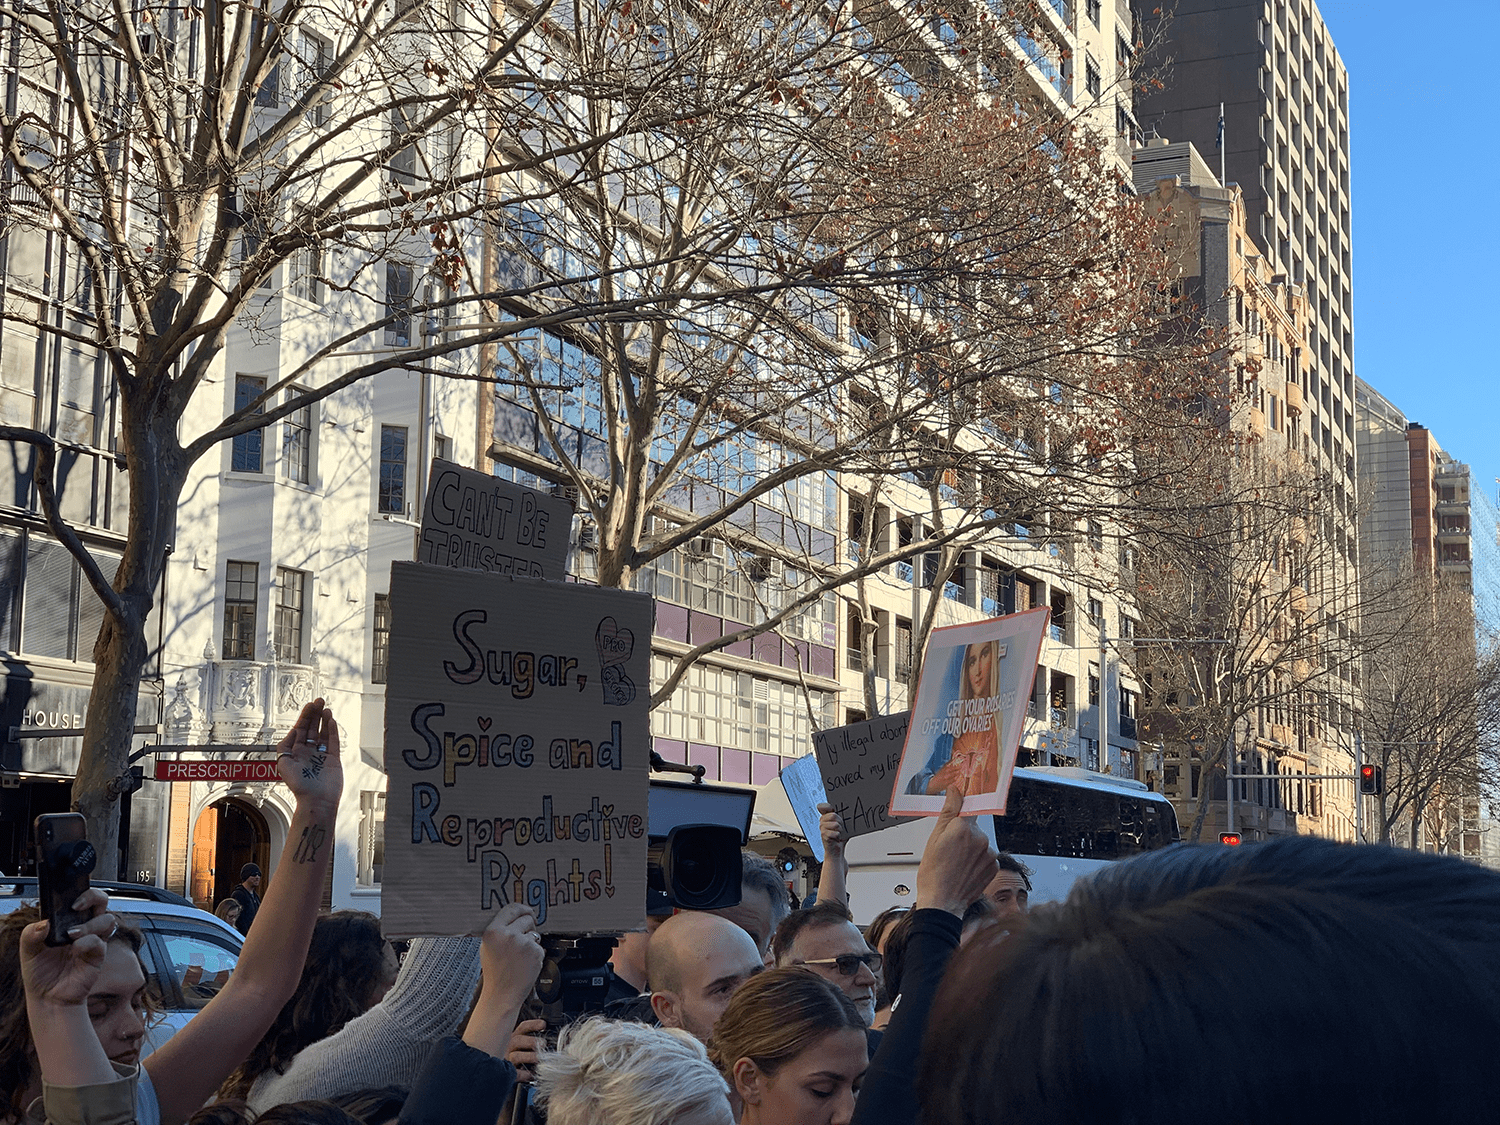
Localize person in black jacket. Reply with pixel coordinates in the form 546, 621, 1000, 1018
849, 784, 997, 1125
229, 864, 262, 935
397, 904, 543, 1125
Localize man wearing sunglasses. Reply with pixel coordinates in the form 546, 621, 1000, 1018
771, 900, 882, 1027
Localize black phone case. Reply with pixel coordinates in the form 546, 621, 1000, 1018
34, 814, 97, 946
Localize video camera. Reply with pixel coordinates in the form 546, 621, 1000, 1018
532, 761, 755, 1027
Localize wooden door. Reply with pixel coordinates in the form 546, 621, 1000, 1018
189, 807, 218, 910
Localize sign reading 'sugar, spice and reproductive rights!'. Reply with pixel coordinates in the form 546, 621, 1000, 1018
381, 561, 652, 936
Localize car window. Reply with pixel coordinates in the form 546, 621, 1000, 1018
158, 929, 240, 1008
132, 929, 170, 1008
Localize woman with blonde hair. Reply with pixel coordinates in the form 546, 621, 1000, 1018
708, 968, 866, 1125
534, 1018, 731, 1125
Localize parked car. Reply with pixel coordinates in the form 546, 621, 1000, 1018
0, 878, 244, 1057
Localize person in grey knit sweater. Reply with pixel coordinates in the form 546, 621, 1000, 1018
243, 934, 482, 1113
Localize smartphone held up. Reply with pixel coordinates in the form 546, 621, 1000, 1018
33, 812, 97, 946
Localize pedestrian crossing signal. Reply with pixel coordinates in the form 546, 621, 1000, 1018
1219, 832, 1242, 846
1359, 764, 1384, 796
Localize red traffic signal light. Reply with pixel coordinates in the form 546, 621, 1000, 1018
1219, 831, 1242, 846
1359, 764, 1384, 796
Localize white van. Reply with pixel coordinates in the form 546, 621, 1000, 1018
844, 766, 1180, 925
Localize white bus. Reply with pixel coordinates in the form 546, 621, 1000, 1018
844, 766, 1180, 925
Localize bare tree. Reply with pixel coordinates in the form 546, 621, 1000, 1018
2, 0, 1208, 866
1359, 569, 1500, 849
1133, 442, 1409, 842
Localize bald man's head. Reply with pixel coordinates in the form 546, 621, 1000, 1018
647, 912, 765, 1042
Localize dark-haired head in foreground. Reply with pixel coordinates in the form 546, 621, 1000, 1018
921, 837, 1500, 1125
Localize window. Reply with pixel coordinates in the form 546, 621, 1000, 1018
379, 425, 408, 514
1087, 597, 1103, 629
231, 375, 267, 472
372, 593, 391, 683
14, 534, 121, 662
895, 618, 914, 682
238, 193, 273, 289
847, 606, 865, 671
288, 239, 324, 304
1087, 520, 1104, 551
390, 105, 418, 184
385, 262, 414, 346
1086, 0, 1100, 25
1085, 55, 1101, 98
252, 21, 279, 107
358, 791, 386, 885
281, 392, 312, 483
158, 928, 239, 1009
300, 32, 331, 126
273, 567, 307, 663
433, 434, 452, 463
223, 561, 259, 659
1088, 665, 1100, 706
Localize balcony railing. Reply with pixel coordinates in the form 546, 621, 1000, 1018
161, 659, 322, 747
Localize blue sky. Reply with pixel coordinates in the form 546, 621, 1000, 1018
1316, 0, 1500, 501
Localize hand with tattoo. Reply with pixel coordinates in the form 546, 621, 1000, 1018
276, 697, 343, 816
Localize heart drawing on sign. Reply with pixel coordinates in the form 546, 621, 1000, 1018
596, 617, 635, 666
596, 616, 638, 706
600, 665, 636, 707
476, 716, 492, 731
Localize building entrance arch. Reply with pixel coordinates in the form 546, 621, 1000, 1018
189, 797, 271, 911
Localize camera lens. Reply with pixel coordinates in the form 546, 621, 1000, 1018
674, 848, 715, 898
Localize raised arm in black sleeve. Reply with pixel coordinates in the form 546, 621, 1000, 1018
398, 1035, 518, 1125
850, 909, 962, 1125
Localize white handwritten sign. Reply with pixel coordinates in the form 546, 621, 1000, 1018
418, 459, 573, 579
811, 713, 910, 840
381, 562, 651, 935
779, 755, 830, 862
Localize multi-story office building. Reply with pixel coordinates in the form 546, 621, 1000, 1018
1135, 0, 1358, 578
1353, 381, 1500, 862
1135, 0, 1363, 840
1133, 137, 1358, 843
1354, 379, 1500, 640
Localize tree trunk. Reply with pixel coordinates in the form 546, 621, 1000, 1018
1186, 741, 1228, 843
72, 606, 152, 875
71, 399, 186, 875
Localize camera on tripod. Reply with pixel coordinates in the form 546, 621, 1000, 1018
533, 770, 756, 1026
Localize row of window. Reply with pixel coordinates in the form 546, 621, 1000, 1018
221, 562, 311, 664
648, 654, 837, 759
226, 381, 419, 519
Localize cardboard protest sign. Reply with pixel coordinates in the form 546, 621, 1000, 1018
778, 755, 829, 862
811, 712, 910, 840
889, 608, 1050, 817
381, 561, 652, 935
418, 458, 573, 579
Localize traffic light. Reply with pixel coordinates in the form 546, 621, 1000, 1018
1359, 764, 1384, 796
1219, 831, 1242, 846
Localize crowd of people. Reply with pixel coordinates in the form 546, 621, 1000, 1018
8, 697, 1500, 1125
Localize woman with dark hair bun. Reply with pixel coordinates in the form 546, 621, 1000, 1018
709, 968, 867, 1125
919, 837, 1500, 1125
219, 913, 395, 1103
